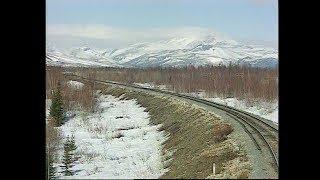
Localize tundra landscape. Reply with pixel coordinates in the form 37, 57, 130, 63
46, 0, 278, 179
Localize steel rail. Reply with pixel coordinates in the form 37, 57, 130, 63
66, 74, 279, 169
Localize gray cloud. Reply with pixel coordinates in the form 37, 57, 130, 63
47, 24, 220, 48
47, 24, 277, 49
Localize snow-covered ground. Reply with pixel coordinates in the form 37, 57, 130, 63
132, 83, 278, 124
67, 80, 84, 90
49, 93, 168, 179
134, 82, 168, 90
208, 97, 278, 124
46, 99, 51, 123
184, 91, 278, 124
134, 82, 156, 89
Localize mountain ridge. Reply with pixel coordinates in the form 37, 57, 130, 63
46, 35, 278, 68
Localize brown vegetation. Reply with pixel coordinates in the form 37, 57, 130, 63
46, 117, 62, 156
70, 64, 278, 102
104, 86, 251, 179
46, 66, 95, 112
213, 123, 233, 143
46, 67, 252, 178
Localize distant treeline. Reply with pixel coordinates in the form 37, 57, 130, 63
66, 64, 278, 102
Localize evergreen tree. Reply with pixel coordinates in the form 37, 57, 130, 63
69, 135, 77, 152
50, 88, 64, 126
61, 139, 74, 176
48, 152, 56, 179
67, 135, 78, 162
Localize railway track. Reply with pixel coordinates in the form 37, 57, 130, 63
66, 74, 279, 173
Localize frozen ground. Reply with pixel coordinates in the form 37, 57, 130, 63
48, 94, 168, 179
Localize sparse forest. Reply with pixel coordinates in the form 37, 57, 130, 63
46, 66, 96, 112
45, 65, 276, 178
46, 66, 95, 179
71, 64, 278, 102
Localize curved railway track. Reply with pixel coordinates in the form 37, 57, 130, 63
67, 74, 279, 173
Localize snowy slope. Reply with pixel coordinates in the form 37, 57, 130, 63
111, 35, 277, 68
47, 34, 278, 68
46, 46, 120, 67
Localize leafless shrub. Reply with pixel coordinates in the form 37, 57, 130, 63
46, 66, 96, 112
237, 169, 250, 179
170, 123, 180, 134
87, 124, 107, 135
213, 123, 233, 143
46, 117, 62, 155
46, 66, 65, 98
82, 152, 100, 162
69, 65, 278, 102
117, 126, 135, 131
112, 131, 124, 139
79, 83, 95, 112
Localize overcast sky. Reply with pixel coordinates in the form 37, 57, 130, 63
46, 0, 278, 49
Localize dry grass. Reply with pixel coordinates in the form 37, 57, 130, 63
86, 122, 108, 135
48, 68, 251, 178
104, 86, 251, 179
212, 123, 233, 143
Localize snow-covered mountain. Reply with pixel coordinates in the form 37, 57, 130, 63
46, 35, 278, 68
46, 46, 119, 67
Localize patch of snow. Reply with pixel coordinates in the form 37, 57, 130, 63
185, 90, 206, 99
134, 82, 155, 89
46, 99, 52, 123
183, 91, 278, 124
134, 82, 168, 90
67, 80, 84, 90
157, 85, 168, 90
208, 97, 278, 124
54, 94, 168, 179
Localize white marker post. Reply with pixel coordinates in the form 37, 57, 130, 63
212, 163, 216, 175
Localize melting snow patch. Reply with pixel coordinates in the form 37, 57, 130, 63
55, 94, 167, 179
46, 99, 52, 124
134, 82, 168, 90
183, 91, 278, 124
67, 80, 84, 90
209, 97, 278, 124
134, 82, 155, 89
